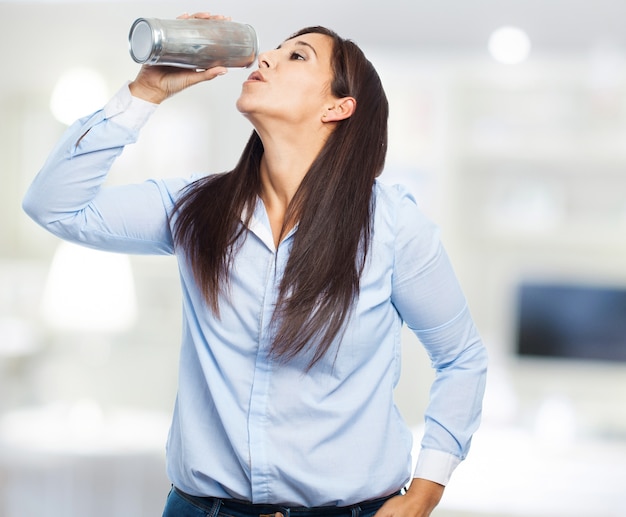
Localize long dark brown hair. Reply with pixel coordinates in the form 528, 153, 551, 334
172, 26, 389, 368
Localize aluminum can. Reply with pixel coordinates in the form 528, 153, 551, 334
129, 18, 258, 69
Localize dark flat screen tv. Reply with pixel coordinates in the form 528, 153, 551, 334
515, 282, 626, 362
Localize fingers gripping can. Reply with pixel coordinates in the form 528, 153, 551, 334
129, 18, 259, 69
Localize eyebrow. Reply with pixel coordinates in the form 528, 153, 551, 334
277, 39, 318, 57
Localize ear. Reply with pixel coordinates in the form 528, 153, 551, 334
322, 97, 356, 123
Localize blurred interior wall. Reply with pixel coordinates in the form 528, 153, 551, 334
1, 2, 626, 516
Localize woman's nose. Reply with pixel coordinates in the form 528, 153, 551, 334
257, 49, 273, 68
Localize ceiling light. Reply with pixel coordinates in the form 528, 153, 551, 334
49, 67, 109, 125
488, 26, 531, 65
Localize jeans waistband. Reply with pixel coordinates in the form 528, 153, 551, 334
173, 487, 402, 517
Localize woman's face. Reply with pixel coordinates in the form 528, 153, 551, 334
236, 32, 337, 127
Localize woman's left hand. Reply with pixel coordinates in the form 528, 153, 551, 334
374, 479, 444, 517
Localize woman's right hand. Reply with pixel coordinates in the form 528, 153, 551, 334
128, 12, 230, 104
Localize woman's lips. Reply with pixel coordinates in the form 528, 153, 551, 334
246, 71, 265, 82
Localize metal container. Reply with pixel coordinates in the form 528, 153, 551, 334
129, 18, 258, 69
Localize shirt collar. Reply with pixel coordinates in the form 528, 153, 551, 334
241, 197, 297, 252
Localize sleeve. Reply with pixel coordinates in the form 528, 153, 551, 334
22, 83, 187, 255
389, 185, 488, 486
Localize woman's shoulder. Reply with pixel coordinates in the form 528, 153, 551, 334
373, 180, 422, 221
373, 179, 439, 239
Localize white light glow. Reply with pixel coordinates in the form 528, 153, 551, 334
534, 395, 577, 449
0, 402, 170, 454
49, 67, 109, 125
41, 242, 137, 333
0, 317, 39, 357
488, 26, 531, 64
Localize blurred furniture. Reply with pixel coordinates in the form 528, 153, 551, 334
0, 403, 171, 517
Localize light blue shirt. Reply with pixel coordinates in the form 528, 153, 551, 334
23, 84, 487, 507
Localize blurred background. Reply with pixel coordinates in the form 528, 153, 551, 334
1, 1, 626, 516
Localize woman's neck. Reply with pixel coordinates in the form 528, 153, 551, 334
256, 125, 329, 246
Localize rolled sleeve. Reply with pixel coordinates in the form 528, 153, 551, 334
104, 82, 158, 130
414, 448, 462, 486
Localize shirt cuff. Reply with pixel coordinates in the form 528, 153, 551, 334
103, 81, 158, 131
413, 448, 462, 486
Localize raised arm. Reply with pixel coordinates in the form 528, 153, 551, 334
22, 12, 230, 254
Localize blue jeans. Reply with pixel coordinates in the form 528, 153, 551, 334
162, 487, 402, 517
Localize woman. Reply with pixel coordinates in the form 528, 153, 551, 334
23, 13, 487, 517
